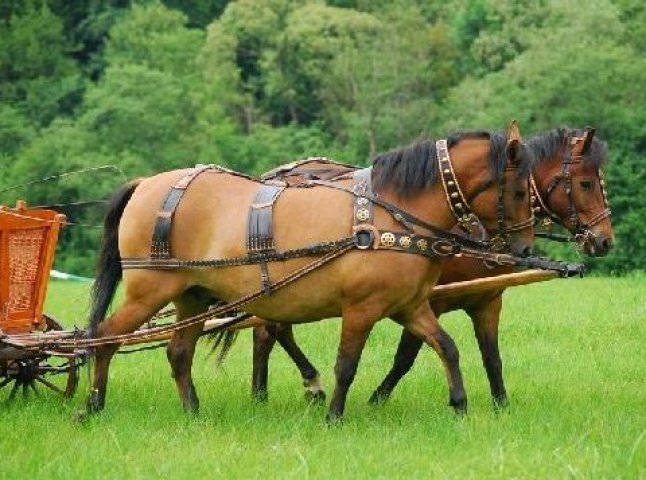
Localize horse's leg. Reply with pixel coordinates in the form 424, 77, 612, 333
166, 292, 210, 414
88, 298, 168, 413
251, 326, 276, 402
269, 324, 325, 403
327, 308, 377, 424
368, 330, 423, 404
467, 294, 508, 409
399, 301, 467, 414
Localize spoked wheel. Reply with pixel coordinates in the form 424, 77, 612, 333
0, 314, 84, 401
0, 353, 82, 400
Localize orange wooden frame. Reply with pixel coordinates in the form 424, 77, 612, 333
0, 200, 66, 335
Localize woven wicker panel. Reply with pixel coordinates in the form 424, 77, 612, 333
8, 228, 44, 313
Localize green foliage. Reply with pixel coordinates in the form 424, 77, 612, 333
0, 2, 83, 127
0, 0, 644, 274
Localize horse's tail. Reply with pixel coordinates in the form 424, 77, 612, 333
207, 330, 239, 366
88, 178, 142, 337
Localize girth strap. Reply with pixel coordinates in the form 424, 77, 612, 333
151, 165, 213, 258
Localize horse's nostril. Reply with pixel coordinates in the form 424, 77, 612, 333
521, 246, 532, 258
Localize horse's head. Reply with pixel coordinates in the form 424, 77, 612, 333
529, 127, 614, 257
448, 121, 535, 257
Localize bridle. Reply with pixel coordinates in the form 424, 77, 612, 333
529, 132, 611, 248
436, 139, 534, 252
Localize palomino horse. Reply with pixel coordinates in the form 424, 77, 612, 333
88, 124, 535, 422
240, 127, 614, 408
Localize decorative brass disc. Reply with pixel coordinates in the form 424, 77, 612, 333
356, 208, 370, 221
380, 232, 396, 247
399, 236, 412, 248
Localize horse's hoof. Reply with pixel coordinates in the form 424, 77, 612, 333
493, 395, 510, 413
183, 405, 199, 416
85, 388, 105, 414
72, 409, 89, 423
325, 412, 344, 427
304, 389, 326, 404
252, 390, 269, 403
368, 390, 390, 405
449, 398, 468, 417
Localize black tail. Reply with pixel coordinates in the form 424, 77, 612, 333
207, 330, 240, 366
88, 178, 142, 337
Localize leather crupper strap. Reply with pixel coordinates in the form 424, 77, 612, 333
151, 165, 214, 258
247, 182, 286, 293
530, 133, 611, 244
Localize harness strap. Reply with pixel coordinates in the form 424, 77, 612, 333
247, 184, 285, 252
151, 166, 213, 258
352, 168, 375, 227
247, 183, 287, 294
308, 179, 490, 251
436, 139, 479, 233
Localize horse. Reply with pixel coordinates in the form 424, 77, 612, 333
238, 127, 614, 408
87, 123, 535, 423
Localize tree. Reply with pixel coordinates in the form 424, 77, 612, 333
0, 3, 82, 127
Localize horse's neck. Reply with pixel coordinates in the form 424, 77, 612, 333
532, 153, 562, 192
381, 185, 456, 231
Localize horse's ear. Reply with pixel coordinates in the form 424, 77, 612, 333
506, 120, 522, 164
582, 126, 596, 154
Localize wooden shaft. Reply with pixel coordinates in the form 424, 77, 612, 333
430, 269, 558, 299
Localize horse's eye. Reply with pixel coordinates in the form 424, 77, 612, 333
514, 190, 526, 201
580, 180, 594, 191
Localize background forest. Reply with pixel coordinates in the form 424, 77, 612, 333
1, 0, 644, 275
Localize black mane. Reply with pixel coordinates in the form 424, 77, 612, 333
372, 130, 532, 196
527, 127, 607, 168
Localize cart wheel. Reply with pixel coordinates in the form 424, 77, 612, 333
0, 314, 83, 400
0, 354, 82, 400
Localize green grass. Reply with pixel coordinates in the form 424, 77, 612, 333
1, 277, 645, 479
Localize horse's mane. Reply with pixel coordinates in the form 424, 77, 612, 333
372, 131, 532, 197
527, 127, 607, 169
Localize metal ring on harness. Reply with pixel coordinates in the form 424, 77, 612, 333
353, 225, 379, 250
431, 239, 458, 256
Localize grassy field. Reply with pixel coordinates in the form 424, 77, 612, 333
1, 276, 645, 479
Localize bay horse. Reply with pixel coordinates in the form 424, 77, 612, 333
88, 124, 535, 422
238, 127, 614, 407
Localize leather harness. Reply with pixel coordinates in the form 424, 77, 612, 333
123, 144, 570, 288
